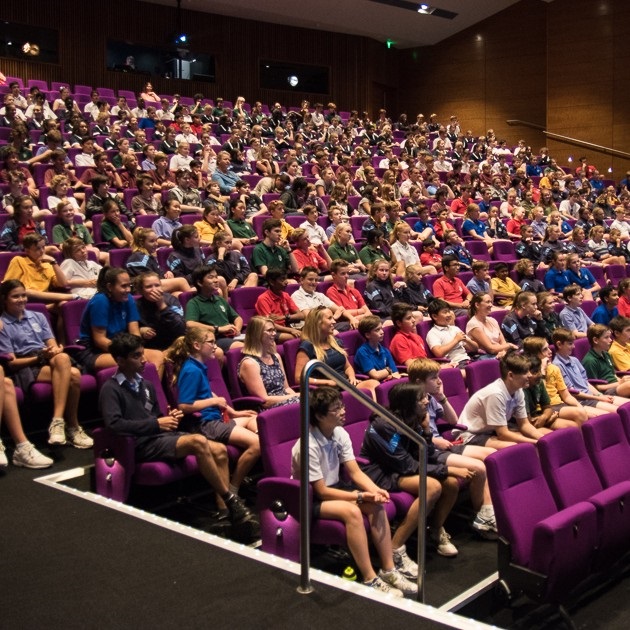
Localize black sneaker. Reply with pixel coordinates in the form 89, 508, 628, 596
227, 494, 258, 527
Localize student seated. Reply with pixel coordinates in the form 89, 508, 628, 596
353, 316, 403, 381
294, 307, 379, 398
389, 302, 428, 369
77, 267, 165, 375
251, 218, 299, 278
363, 258, 403, 323
100, 332, 258, 537
515, 258, 545, 294
552, 327, 625, 414
325, 259, 373, 328
400, 263, 432, 317
607, 316, 630, 372
432, 255, 472, 318
100, 199, 134, 249
291, 386, 417, 596
185, 264, 245, 356
361, 382, 461, 557
582, 323, 630, 398
238, 316, 300, 408
0, 279, 92, 449
408, 360, 498, 539
3, 234, 76, 339
559, 284, 593, 339
522, 336, 589, 425
254, 269, 305, 343
490, 262, 520, 308
135, 272, 186, 351
0, 366, 54, 469
500, 291, 546, 348
466, 260, 492, 298
166, 327, 260, 494
466, 293, 517, 359
426, 299, 478, 368
522, 356, 582, 430
453, 351, 551, 449
565, 253, 600, 301
591, 285, 619, 326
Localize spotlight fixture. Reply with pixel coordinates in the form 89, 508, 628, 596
417, 4, 433, 14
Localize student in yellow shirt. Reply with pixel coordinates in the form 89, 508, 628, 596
490, 263, 521, 308
194, 204, 234, 247
608, 316, 630, 372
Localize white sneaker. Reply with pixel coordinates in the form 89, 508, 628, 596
431, 527, 459, 557
12, 443, 53, 469
379, 568, 418, 597
393, 544, 419, 579
66, 426, 94, 449
364, 575, 403, 598
472, 508, 499, 540
48, 418, 66, 446
0, 439, 7, 468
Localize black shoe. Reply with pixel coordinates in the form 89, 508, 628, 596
227, 494, 258, 527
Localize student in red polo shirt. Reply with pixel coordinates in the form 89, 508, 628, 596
389, 303, 428, 368
254, 269, 305, 342
432, 256, 471, 317
326, 259, 371, 329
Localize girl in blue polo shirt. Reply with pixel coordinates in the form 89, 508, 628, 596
166, 327, 259, 493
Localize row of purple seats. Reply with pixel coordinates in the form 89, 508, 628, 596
487, 410, 630, 611
92, 357, 245, 503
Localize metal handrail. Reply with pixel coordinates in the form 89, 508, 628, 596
298, 359, 428, 602
506, 119, 630, 159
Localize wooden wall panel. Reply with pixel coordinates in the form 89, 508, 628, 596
398, 0, 547, 150
0, 0, 396, 116
547, 0, 630, 176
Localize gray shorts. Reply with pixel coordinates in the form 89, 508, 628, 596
136, 432, 187, 461
578, 397, 600, 408
198, 418, 236, 443
456, 432, 494, 447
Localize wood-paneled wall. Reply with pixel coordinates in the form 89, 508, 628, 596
397, 0, 547, 151
0, 0, 398, 116
546, 0, 630, 176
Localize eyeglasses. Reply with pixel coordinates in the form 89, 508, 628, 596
203, 338, 217, 346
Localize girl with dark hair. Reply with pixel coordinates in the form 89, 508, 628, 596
76, 267, 164, 374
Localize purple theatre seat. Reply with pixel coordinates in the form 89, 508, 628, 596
492, 240, 517, 263
486, 443, 598, 604
282, 337, 302, 387
229, 286, 266, 326
61, 299, 88, 344
537, 427, 630, 569
224, 346, 267, 406
93, 363, 200, 502
257, 393, 397, 563
465, 359, 500, 394
582, 412, 630, 487
605, 264, 626, 287
572, 336, 590, 362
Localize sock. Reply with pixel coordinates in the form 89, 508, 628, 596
229, 483, 239, 495
16, 441, 31, 450
380, 568, 394, 576
480, 504, 494, 515
393, 545, 405, 555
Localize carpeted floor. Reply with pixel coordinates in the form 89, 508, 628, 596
3, 438, 630, 629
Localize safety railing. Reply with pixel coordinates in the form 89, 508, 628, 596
298, 359, 428, 602
506, 119, 630, 159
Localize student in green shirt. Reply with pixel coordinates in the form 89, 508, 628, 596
358, 229, 391, 269
582, 323, 630, 398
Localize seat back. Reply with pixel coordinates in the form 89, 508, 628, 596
537, 427, 603, 509
572, 336, 591, 362
258, 404, 300, 478
61, 298, 88, 344
486, 443, 566, 566
342, 391, 372, 454
439, 367, 469, 416
229, 286, 266, 326
583, 412, 630, 487
465, 359, 500, 394
493, 240, 517, 262
282, 337, 302, 387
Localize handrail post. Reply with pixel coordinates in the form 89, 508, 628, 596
297, 360, 427, 602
